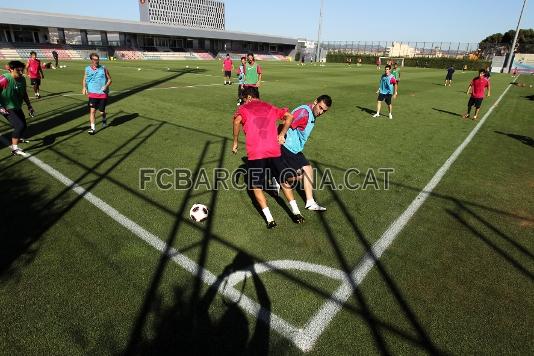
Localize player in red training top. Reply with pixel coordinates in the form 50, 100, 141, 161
26, 51, 44, 98
232, 87, 305, 228
463, 69, 491, 121
222, 54, 233, 85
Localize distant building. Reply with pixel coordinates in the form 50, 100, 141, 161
139, 0, 225, 31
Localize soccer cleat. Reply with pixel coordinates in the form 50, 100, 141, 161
389, 113, 393, 119
266, 220, 277, 229
472, 116, 478, 121
292, 214, 305, 224
11, 148, 26, 156
88, 128, 96, 135
305, 202, 327, 211
372, 113, 380, 118
102, 119, 107, 128
19, 138, 30, 143
463, 114, 470, 119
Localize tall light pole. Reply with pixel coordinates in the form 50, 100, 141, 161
315, 0, 324, 62
507, 0, 528, 73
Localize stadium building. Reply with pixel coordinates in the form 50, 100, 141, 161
0, 7, 296, 61
139, 0, 225, 31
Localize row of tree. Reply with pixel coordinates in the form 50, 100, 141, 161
479, 28, 534, 56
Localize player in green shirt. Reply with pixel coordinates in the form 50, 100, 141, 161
0, 61, 34, 156
391, 63, 401, 89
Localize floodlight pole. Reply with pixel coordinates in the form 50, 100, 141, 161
315, 0, 324, 62
507, 0, 527, 73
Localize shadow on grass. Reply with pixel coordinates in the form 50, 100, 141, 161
356, 105, 376, 115
432, 107, 462, 117
0, 170, 61, 281
132, 251, 273, 355
495, 131, 534, 147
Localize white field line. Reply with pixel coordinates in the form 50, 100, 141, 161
1, 142, 313, 349
297, 77, 519, 351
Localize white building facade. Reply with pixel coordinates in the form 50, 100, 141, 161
139, 0, 225, 30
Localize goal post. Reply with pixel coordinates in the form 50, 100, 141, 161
379, 57, 405, 67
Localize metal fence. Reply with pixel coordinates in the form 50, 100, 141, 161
319, 41, 483, 59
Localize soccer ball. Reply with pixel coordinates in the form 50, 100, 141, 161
137, 68, 142, 71
190, 203, 209, 222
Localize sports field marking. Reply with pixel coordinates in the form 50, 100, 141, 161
297, 77, 519, 351
1, 136, 348, 351
2, 76, 517, 352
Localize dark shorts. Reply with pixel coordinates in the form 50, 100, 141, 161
468, 97, 483, 108
246, 157, 286, 189
2, 108, 27, 138
445, 74, 453, 80
224, 70, 232, 77
88, 97, 107, 112
30, 78, 41, 86
377, 93, 393, 105
280, 145, 310, 174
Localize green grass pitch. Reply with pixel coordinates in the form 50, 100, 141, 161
1, 60, 533, 355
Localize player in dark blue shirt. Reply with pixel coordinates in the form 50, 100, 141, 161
445, 66, 455, 86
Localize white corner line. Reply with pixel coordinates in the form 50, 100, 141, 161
299, 76, 519, 351
1, 144, 305, 350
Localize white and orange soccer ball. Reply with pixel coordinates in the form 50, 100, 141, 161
190, 204, 209, 222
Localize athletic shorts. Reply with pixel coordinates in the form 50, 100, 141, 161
246, 157, 286, 189
88, 97, 107, 112
377, 93, 393, 105
224, 70, 232, 77
468, 97, 483, 108
445, 74, 453, 80
280, 145, 310, 174
30, 78, 41, 86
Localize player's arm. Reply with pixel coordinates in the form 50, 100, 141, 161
487, 81, 491, 97
102, 69, 112, 91
256, 66, 262, 87
39, 64, 44, 79
466, 83, 472, 95
232, 114, 242, 154
25, 61, 30, 76
0, 77, 7, 115
82, 72, 87, 95
22, 87, 34, 115
278, 112, 294, 145
393, 82, 398, 98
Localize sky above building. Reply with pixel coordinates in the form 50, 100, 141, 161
2, 0, 533, 42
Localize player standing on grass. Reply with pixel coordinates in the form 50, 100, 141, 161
0, 61, 35, 156
26, 51, 44, 99
445, 65, 455, 86
52, 50, 59, 69
236, 56, 246, 105
82, 53, 112, 135
243, 53, 262, 98
232, 87, 305, 229
222, 54, 233, 85
464, 69, 491, 121
281, 94, 332, 211
372, 65, 397, 119
391, 63, 401, 87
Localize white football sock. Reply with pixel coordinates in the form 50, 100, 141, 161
289, 200, 301, 215
90, 123, 95, 130
262, 207, 274, 222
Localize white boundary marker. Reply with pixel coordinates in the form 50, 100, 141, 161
297, 77, 519, 351
0, 138, 343, 351
2, 76, 516, 352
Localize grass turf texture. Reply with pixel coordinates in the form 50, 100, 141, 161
1, 60, 533, 355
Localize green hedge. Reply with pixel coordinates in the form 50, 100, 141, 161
326, 52, 491, 70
